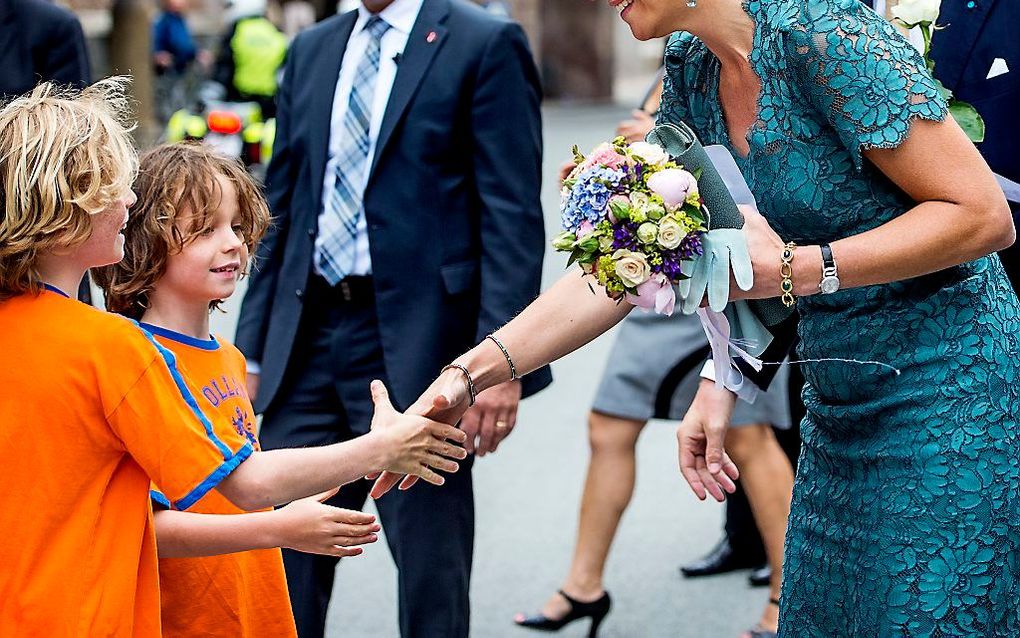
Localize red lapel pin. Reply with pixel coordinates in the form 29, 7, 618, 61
426, 30, 438, 43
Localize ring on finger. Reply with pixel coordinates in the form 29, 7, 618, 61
495, 420, 507, 429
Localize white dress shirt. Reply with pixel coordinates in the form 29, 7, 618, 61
316, 0, 424, 277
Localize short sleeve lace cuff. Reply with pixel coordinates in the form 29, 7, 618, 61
787, 0, 948, 168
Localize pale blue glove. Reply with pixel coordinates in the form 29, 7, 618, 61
679, 229, 754, 314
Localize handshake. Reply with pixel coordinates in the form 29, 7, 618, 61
364, 365, 519, 499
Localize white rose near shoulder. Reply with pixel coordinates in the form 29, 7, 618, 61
628, 141, 669, 167
891, 0, 940, 27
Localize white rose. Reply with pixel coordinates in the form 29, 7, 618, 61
628, 141, 669, 167
891, 0, 940, 26
613, 250, 651, 287
657, 218, 685, 250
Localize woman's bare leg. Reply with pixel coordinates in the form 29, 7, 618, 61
519, 411, 646, 621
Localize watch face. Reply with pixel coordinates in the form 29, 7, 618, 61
820, 276, 840, 294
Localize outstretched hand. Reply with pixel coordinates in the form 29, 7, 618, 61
677, 379, 741, 502
368, 369, 475, 499
273, 488, 381, 557
367, 380, 468, 494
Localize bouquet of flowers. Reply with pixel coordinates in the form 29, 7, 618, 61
553, 137, 708, 315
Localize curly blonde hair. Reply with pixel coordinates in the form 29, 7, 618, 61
93, 143, 271, 319
0, 78, 137, 301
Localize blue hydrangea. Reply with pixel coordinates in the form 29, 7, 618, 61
560, 167, 625, 231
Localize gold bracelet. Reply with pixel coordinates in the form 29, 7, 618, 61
780, 242, 797, 308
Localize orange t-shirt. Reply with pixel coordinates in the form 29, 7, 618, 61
0, 287, 253, 638
144, 324, 296, 638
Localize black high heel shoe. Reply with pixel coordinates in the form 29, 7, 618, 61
514, 590, 611, 638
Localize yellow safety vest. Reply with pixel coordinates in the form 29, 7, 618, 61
231, 17, 287, 98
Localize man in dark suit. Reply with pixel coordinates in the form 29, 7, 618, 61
1, 0, 92, 304
0, 0, 91, 97
930, 0, 1020, 292
235, 1, 551, 636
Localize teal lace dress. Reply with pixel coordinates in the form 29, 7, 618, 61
659, 0, 1020, 634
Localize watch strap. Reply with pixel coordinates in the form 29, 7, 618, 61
820, 243, 835, 271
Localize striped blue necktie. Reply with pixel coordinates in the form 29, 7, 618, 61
316, 16, 391, 285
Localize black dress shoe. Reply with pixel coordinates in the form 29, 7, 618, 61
679, 537, 764, 578
748, 563, 771, 587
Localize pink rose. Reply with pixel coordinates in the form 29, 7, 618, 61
647, 169, 697, 207
580, 143, 626, 171
576, 220, 595, 239
625, 274, 676, 315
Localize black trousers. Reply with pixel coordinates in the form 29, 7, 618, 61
260, 276, 475, 638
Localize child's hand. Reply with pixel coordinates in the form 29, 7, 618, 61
367, 381, 468, 487
273, 488, 380, 557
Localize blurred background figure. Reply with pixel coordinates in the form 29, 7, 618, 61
0, 0, 90, 97
518, 74, 796, 638
214, 0, 288, 118
280, 0, 316, 38
153, 0, 211, 123
1, 0, 93, 304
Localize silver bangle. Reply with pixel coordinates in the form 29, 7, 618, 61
441, 363, 477, 406
486, 334, 518, 381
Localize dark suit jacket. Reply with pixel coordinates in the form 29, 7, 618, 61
0, 0, 91, 97
931, 0, 1019, 184
236, 0, 552, 413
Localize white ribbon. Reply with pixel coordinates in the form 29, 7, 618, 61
696, 308, 763, 403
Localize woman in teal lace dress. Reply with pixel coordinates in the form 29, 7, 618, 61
366, 0, 1016, 634
651, 0, 1020, 634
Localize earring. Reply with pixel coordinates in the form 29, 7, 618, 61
687, 0, 697, 6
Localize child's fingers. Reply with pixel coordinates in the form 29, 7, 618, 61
398, 475, 419, 491
428, 439, 468, 460
369, 380, 396, 414
332, 523, 380, 538
332, 532, 379, 547
431, 422, 468, 444
327, 546, 365, 558
328, 508, 377, 525
410, 466, 444, 487
425, 454, 459, 475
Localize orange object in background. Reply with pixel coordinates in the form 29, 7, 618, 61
207, 110, 243, 135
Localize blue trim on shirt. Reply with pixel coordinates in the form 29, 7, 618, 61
150, 489, 172, 509
138, 322, 220, 351
174, 442, 253, 511
132, 322, 233, 459
42, 283, 70, 298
